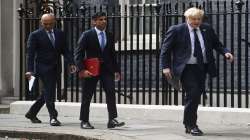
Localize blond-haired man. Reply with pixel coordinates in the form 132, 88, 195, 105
160, 7, 233, 136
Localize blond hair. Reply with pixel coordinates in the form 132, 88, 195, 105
184, 7, 204, 18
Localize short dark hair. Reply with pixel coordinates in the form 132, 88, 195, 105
92, 12, 106, 20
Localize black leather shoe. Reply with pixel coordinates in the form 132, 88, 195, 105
50, 118, 61, 126
185, 127, 191, 134
107, 119, 125, 128
186, 126, 203, 136
80, 121, 94, 129
25, 113, 42, 123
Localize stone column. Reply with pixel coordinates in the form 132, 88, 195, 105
0, 0, 2, 96
0, 0, 14, 98
13, 0, 22, 97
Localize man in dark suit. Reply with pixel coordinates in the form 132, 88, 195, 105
74, 12, 125, 129
160, 7, 233, 136
25, 13, 76, 126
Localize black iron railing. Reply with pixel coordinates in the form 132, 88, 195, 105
18, 0, 250, 108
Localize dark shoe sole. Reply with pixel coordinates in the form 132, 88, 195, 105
81, 126, 95, 129
186, 131, 203, 136
191, 132, 203, 136
50, 123, 61, 126
25, 114, 42, 123
25, 113, 32, 119
185, 128, 203, 136
107, 122, 125, 128
80, 122, 95, 129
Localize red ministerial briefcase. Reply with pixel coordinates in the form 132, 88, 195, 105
79, 58, 100, 78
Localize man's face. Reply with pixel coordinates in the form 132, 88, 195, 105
93, 16, 107, 31
41, 15, 55, 31
187, 16, 202, 29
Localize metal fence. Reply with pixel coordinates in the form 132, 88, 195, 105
18, 0, 250, 108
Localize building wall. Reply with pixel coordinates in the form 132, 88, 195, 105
0, 0, 22, 99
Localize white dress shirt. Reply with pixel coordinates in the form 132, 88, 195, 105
46, 29, 55, 41
186, 24, 207, 64
95, 27, 107, 47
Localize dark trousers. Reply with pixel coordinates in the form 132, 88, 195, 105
181, 64, 206, 128
80, 72, 118, 122
27, 71, 58, 119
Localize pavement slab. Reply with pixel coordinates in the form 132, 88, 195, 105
0, 114, 249, 140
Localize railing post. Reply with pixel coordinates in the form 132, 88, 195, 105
136, 3, 140, 104
223, 1, 228, 107
155, 1, 161, 105
79, 1, 86, 32
230, 0, 235, 107
79, 1, 86, 17
129, 5, 134, 104
235, 0, 244, 108
216, 0, 220, 107
235, 0, 244, 11
173, 2, 178, 105
244, 0, 249, 108
142, 4, 146, 105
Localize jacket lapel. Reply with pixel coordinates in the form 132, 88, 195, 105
53, 29, 58, 49
92, 29, 103, 51
105, 32, 110, 49
184, 23, 192, 50
41, 28, 55, 49
92, 28, 101, 49
200, 26, 208, 48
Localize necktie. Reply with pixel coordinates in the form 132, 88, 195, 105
193, 29, 204, 65
100, 31, 105, 50
48, 31, 55, 47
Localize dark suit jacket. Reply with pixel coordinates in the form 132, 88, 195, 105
27, 28, 73, 75
160, 23, 230, 81
74, 28, 120, 74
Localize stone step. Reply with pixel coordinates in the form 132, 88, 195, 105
0, 104, 9, 114
10, 101, 250, 125
0, 96, 19, 105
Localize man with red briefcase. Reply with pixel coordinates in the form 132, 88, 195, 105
74, 12, 125, 129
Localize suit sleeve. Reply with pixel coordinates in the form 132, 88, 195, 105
74, 32, 87, 71
160, 26, 176, 69
61, 32, 74, 65
27, 32, 36, 73
209, 26, 230, 55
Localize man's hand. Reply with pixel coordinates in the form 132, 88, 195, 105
115, 72, 121, 81
79, 70, 93, 78
162, 68, 172, 80
225, 53, 234, 63
25, 72, 33, 80
69, 65, 77, 74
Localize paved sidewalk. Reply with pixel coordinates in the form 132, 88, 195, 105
0, 113, 249, 140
